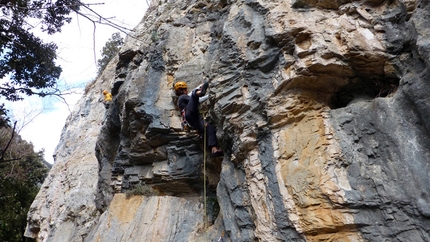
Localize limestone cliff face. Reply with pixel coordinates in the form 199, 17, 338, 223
26, 0, 430, 241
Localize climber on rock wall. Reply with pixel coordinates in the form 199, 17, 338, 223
102, 90, 112, 109
100, 90, 113, 125
174, 81, 224, 157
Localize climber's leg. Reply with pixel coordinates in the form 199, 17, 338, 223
206, 123, 217, 148
206, 122, 223, 157
185, 89, 203, 131
187, 90, 200, 113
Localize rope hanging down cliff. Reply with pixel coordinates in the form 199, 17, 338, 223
203, 112, 208, 238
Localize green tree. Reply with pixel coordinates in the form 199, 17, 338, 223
0, 124, 50, 242
0, 0, 82, 101
97, 32, 124, 75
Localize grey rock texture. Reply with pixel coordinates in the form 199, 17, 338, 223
26, 0, 430, 241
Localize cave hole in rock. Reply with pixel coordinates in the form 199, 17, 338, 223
330, 76, 399, 108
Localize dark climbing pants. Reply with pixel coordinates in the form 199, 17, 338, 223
185, 90, 218, 148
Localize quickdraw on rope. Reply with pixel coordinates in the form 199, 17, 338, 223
218, 231, 225, 241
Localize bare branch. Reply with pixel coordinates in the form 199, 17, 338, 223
16, 109, 44, 134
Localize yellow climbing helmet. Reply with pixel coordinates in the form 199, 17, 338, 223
174, 81, 187, 92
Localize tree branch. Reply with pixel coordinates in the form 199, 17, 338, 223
0, 157, 23, 164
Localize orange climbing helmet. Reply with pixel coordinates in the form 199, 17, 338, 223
103, 90, 108, 95
174, 81, 187, 92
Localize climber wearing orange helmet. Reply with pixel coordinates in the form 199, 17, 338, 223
102, 90, 112, 109
174, 81, 223, 157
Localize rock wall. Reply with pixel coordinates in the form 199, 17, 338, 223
26, 0, 430, 241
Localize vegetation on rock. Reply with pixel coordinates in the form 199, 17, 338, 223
97, 32, 124, 76
125, 182, 159, 198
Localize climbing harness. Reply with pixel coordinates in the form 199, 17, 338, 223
180, 108, 191, 131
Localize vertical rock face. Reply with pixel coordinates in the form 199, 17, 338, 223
26, 0, 430, 241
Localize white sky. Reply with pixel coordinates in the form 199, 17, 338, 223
2, 0, 148, 164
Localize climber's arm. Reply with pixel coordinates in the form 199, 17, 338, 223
198, 95, 209, 103
188, 84, 209, 103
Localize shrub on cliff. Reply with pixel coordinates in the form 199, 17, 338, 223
126, 182, 159, 198
97, 32, 124, 76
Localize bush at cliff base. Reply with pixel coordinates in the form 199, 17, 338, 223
0, 127, 50, 242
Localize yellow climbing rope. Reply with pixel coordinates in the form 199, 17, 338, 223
203, 114, 208, 241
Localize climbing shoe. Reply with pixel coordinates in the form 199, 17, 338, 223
199, 82, 209, 96
211, 149, 224, 158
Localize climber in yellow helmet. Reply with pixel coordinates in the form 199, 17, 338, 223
174, 81, 223, 157
102, 90, 112, 109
